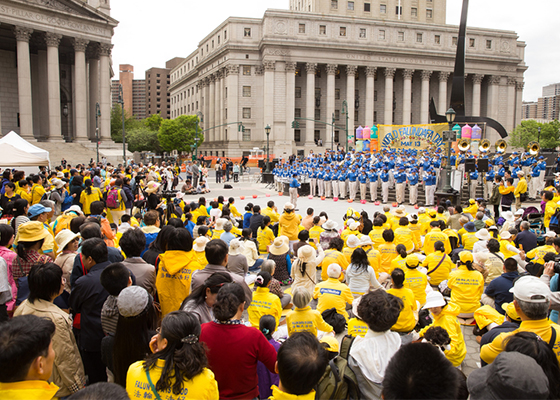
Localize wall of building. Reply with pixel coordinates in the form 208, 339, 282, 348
0, 49, 19, 135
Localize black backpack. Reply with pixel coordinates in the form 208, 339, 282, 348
321, 308, 346, 334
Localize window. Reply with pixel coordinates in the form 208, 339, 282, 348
340, 27, 346, 36
347, 1, 354, 10
319, 25, 326, 35
411, 7, 417, 17
334, 131, 339, 142
374, 90, 377, 101
243, 86, 251, 97
416, 33, 423, 43
396, 6, 402, 15
224, 30, 227, 40
378, 30, 386, 40
218, 35, 220, 44
434, 35, 441, 44
294, 129, 301, 142
354, 110, 358, 120
243, 129, 251, 141
380, 4, 386, 13
331, 0, 338, 9
315, 109, 321, 120
225, 109, 227, 119
469, 38, 475, 47
243, 65, 251, 75
295, 108, 301, 118
359, 28, 366, 38
212, 40, 214, 49
314, 130, 321, 141
364, 2, 370, 12
295, 87, 302, 98
299, 24, 306, 33
426, 9, 433, 18
398, 31, 405, 41
452, 36, 458, 46
335, 110, 340, 120
244, 28, 251, 37
335, 88, 340, 100
486, 40, 492, 49
374, 111, 377, 123
242, 108, 251, 118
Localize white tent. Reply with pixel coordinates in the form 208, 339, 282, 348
0, 143, 49, 167
0, 131, 50, 165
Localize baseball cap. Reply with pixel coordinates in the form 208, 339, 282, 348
501, 302, 520, 322
459, 251, 474, 264
509, 275, 551, 303
320, 336, 340, 354
28, 204, 52, 219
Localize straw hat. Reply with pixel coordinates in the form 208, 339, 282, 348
193, 236, 209, 252
18, 221, 49, 242
228, 239, 243, 256
145, 181, 160, 194
346, 234, 360, 248
269, 236, 289, 255
393, 207, 407, 218
322, 220, 338, 230
499, 231, 512, 240
55, 229, 79, 253
475, 229, 491, 241
215, 218, 227, 231
359, 236, 373, 247
297, 245, 316, 263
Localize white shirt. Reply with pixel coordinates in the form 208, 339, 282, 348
349, 329, 401, 384
472, 240, 489, 254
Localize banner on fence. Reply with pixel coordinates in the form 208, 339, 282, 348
378, 123, 447, 150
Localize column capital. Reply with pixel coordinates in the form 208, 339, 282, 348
86, 43, 100, 60
216, 68, 225, 80
73, 38, 89, 52
285, 62, 297, 72
384, 67, 396, 79
200, 77, 209, 88
263, 60, 276, 71
44, 32, 62, 47
14, 26, 33, 42
98, 42, 113, 57
255, 65, 264, 75
516, 81, 524, 91
402, 69, 414, 79
305, 62, 317, 74
472, 74, 485, 84
438, 71, 451, 82
366, 66, 377, 77
421, 70, 433, 81
226, 64, 239, 75
488, 75, 501, 85
346, 65, 358, 77
507, 76, 517, 86
208, 74, 217, 83
326, 64, 338, 75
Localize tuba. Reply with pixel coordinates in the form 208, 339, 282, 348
528, 141, 540, 156
479, 139, 491, 152
495, 139, 507, 154
458, 139, 470, 152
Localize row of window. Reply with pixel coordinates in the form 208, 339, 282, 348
329, 0, 433, 17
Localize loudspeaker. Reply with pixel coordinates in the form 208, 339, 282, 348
465, 159, 477, 172
477, 158, 489, 173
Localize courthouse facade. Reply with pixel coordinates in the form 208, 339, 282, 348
170, 0, 527, 158
0, 0, 117, 142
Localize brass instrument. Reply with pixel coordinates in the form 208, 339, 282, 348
458, 138, 470, 152
479, 139, 491, 152
495, 139, 507, 154
528, 141, 540, 156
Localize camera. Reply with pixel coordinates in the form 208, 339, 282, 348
552, 255, 560, 274
161, 190, 179, 200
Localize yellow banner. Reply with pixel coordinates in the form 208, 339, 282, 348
378, 123, 447, 150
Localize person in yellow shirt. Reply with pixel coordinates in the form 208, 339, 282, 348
257, 216, 275, 253
419, 291, 467, 367
347, 297, 369, 337
423, 241, 454, 286
408, 215, 422, 251
126, 311, 219, 400
226, 197, 242, 219
394, 217, 414, 253
247, 272, 282, 328
359, 236, 381, 276
261, 200, 280, 224
30, 175, 46, 205
418, 208, 432, 236
389, 207, 407, 231
340, 220, 360, 246
447, 251, 484, 317
79, 179, 103, 215
463, 199, 478, 219
387, 268, 417, 333
15, 179, 32, 204
278, 203, 300, 245
192, 236, 209, 266
525, 233, 557, 265
461, 222, 478, 251
403, 254, 428, 306
498, 231, 520, 259
368, 218, 385, 249
542, 191, 556, 228
514, 171, 528, 209
286, 287, 333, 336
308, 217, 324, 250
378, 229, 397, 277
390, 244, 408, 273
423, 222, 451, 255
320, 237, 348, 281
313, 264, 354, 321
342, 234, 360, 263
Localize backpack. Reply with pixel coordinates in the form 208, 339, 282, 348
321, 308, 347, 334
315, 335, 361, 400
53, 213, 77, 235
106, 187, 120, 209
549, 208, 560, 232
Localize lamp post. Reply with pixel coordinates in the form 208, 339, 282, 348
538, 126, 541, 143
194, 111, 203, 161
95, 102, 101, 163
341, 100, 349, 153
118, 84, 126, 164
442, 107, 456, 192
331, 112, 335, 151
265, 124, 271, 173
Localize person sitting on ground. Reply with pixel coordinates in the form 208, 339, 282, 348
293, 230, 311, 256
477, 302, 521, 352
226, 239, 248, 278
257, 216, 275, 254
481, 257, 519, 314
448, 251, 484, 319
320, 237, 348, 281
378, 229, 398, 281
267, 236, 292, 285
423, 241, 454, 287
220, 221, 236, 246
181, 272, 233, 324
120, 228, 156, 296
291, 244, 324, 297
346, 247, 382, 298
387, 268, 417, 337
257, 315, 280, 399
140, 211, 160, 256
240, 228, 264, 272
247, 272, 282, 328
403, 254, 428, 307
314, 264, 354, 321
286, 287, 333, 337
142, 225, 175, 267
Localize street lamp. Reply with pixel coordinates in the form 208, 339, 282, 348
95, 102, 101, 163
341, 100, 349, 153
194, 111, 203, 161
442, 107, 456, 192
538, 126, 541, 143
265, 124, 271, 173
118, 84, 126, 164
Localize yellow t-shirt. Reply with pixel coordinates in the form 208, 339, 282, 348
286, 306, 333, 336
320, 250, 349, 281
313, 278, 354, 320
79, 187, 103, 215
394, 227, 414, 252
424, 251, 454, 286
387, 287, 417, 332
257, 226, 275, 253
347, 317, 369, 337
448, 266, 485, 314
247, 287, 282, 328
526, 245, 557, 265
390, 255, 407, 274
404, 268, 428, 305
364, 247, 381, 277
461, 232, 478, 251
368, 227, 385, 249
308, 226, 324, 250
378, 243, 397, 274
424, 229, 451, 255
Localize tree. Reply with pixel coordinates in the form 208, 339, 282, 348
509, 120, 560, 150
126, 126, 161, 153
110, 104, 142, 143
157, 115, 204, 153
144, 113, 164, 132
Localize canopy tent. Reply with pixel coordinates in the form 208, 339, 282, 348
0, 131, 50, 165
0, 143, 49, 167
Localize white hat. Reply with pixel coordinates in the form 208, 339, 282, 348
509, 275, 551, 303
54, 229, 79, 253
297, 245, 316, 263
284, 202, 295, 211
193, 236, 209, 252
418, 207, 426, 214
515, 209, 524, 216
349, 221, 360, 231
500, 231, 512, 240
146, 181, 160, 194
475, 229, 491, 241
422, 291, 446, 309
359, 236, 373, 246
228, 239, 243, 256
322, 220, 338, 230
117, 286, 150, 318
544, 231, 557, 238
501, 211, 515, 222
65, 205, 84, 216
215, 218, 227, 231
52, 178, 65, 189
346, 234, 360, 248
270, 236, 289, 255
517, 171, 525, 176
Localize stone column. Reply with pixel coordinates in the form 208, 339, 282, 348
365, 66, 376, 127
45, 32, 63, 140
471, 74, 484, 116
263, 61, 275, 141
208, 74, 215, 142
99, 43, 112, 141
346, 65, 357, 143
285, 62, 296, 148
305, 63, 317, 146
226, 65, 239, 141
402, 69, 414, 125
506, 77, 517, 132
438, 71, 450, 115
420, 70, 432, 124
515, 81, 524, 128
88, 46, 99, 141
215, 70, 222, 142
14, 27, 34, 139
73, 38, 89, 140
487, 76, 500, 122
203, 78, 209, 134
384, 68, 396, 125
326, 64, 337, 148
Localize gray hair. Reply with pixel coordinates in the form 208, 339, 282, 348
223, 221, 233, 232
292, 287, 312, 308
514, 296, 549, 320
40, 199, 55, 209
520, 221, 530, 231
476, 212, 484, 220
261, 260, 276, 275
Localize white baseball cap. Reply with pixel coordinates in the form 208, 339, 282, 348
509, 276, 551, 303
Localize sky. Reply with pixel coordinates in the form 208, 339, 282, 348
110, 0, 560, 102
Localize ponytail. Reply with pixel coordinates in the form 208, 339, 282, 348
464, 260, 475, 271
255, 271, 272, 288
396, 244, 407, 258
84, 179, 93, 195
261, 216, 271, 230
259, 315, 277, 341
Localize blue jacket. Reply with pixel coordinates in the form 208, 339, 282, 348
484, 271, 519, 314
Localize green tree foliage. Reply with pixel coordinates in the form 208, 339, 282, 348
110, 104, 142, 143
509, 120, 560, 150
126, 126, 161, 153
157, 115, 204, 153
144, 114, 164, 132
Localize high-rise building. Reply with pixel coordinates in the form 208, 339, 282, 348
111, 64, 145, 120
521, 101, 538, 120
145, 58, 185, 119
542, 82, 560, 97
522, 82, 560, 122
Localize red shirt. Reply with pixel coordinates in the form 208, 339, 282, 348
200, 321, 277, 399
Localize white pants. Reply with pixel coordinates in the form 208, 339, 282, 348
310, 178, 317, 197
369, 181, 378, 202
349, 181, 358, 200
388, 171, 395, 188
325, 181, 332, 197
396, 183, 405, 204
359, 183, 367, 200
331, 181, 339, 198
289, 187, 298, 208
382, 181, 389, 203
317, 179, 325, 197
470, 179, 478, 199
529, 176, 538, 199
409, 184, 418, 205
426, 185, 436, 206
540, 170, 545, 187
485, 180, 493, 200
338, 181, 346, 199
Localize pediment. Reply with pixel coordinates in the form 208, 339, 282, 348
17, 0, 118, 25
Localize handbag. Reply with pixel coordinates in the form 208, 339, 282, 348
427, 254, 447, 277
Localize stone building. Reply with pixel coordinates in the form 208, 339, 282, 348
169, 1, 526, 159
0, 0, 118, 143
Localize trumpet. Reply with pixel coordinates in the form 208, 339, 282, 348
479, 139, 491, 152
458, 139, 470, 152
495, 139, 507, 154
528, 141, 540, 156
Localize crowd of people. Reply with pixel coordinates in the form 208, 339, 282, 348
0, 153, 559, 400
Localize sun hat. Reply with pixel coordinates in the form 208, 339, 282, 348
544, 231, 557, 238
56, 171, 64, 178
348, 221, 360, 231
488, 225, 498, 231
193, 236, 209, 252
516, 171, 525, 176
485, 219, 495, 227
322, 220, 339, 230
214, 218, 227, 231
464, 222, 476, 232
18, 221, 49, 242
65, 205, 84, 216
467, 352, 548, 400
475, 229, 491, 241
55, 229, 79, 253
145, 181, 160, 194
117, 286, 151, 318
320, 336, 340, 353
228, 239, 243, 256
297, 245, 316, 263
459, 251, 474, 264
359, 236, 373, 247
52, 178, 65, 189
501, 302, 521, 322
405, 253, 420, 268
501, 211, 514, 222
269, 236, 289, 255
284, 202, 295, 211
28, 204, 52, 219
509, 275, 551, 303
499, 231, 512, 240
346, 234, 360, 248
393, 207, 407, 218
422, 291, 446, 309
